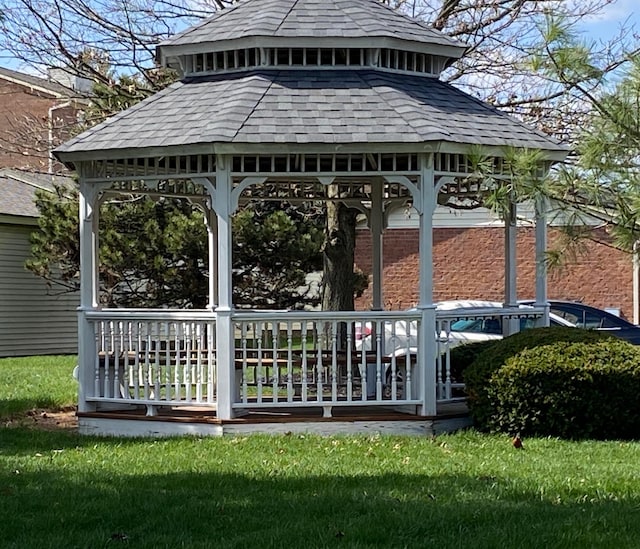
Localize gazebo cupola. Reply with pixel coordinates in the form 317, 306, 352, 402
53, 0, 567, 436
156, 0, 466, 80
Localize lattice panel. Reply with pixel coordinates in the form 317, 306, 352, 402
107, 179, 209, 198
86, 154, 216, 180
231, 153, 420, 175
436, 175, 497, 209
435, 153, 507, 176
235, 177, 416, 202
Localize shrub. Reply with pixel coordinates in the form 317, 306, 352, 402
488, 339, 640, 440
464, 326, 613, 430
449, 340, 498, 384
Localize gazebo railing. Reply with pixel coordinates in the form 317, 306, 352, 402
435, 305, 545, 401
80, 306, 544, 416
232, 310, 422, 416
84, 310, 217, 413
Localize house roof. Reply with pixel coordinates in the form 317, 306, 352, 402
54, 69, 565, 158
0, 169, 72, 219
158, 0, 465, 52
0, 66, 76, 98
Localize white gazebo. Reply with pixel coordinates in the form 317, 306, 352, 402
54, 0, 566, 437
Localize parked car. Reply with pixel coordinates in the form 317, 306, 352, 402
356, 300, 574, 357
520, 300, 640, 345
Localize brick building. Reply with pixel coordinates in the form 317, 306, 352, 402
0, 66, 86, 172
356, 206, 636, 321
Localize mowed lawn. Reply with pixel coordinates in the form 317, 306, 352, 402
2, 356, 640, 549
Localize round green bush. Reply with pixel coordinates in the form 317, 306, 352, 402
449, 340, 498, 385
489, 339, 640, 440
464, 326, 613, 431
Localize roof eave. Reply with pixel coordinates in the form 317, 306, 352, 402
54, 140, 568, 170
157, 36, 466, 68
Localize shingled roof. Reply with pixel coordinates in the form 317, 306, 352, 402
158, 0, 464, 51
54, 0, 567, 164
55, 70, 563, 157
0, 169, 72, 219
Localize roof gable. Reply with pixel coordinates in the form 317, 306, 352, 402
0, 67, 74, 98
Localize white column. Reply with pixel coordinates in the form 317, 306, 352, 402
503, 199, 519, 335
370, 178, 384, 311
206, 208, 218, 310
417, 153, 437, 417
214, 155, 235, 420
77, 175, 99, 412
534, 196, 549, 326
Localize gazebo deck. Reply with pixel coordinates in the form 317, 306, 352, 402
77, 400, 471, 437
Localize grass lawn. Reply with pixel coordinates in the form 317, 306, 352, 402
2, 356, 640, 548
0, 355, 77, 417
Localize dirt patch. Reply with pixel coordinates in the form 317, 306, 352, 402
4, 407, 78, 431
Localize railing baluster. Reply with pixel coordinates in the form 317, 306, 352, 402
256, 321, 264, 403
272, 321, 279, 403
375, 320, 383, 401
331, 321, 338, 402
286, 321, 293, 402
301, 322, 308, 402
346, 322, 353, 401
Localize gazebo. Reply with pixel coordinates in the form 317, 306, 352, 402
54, 0, 567, 437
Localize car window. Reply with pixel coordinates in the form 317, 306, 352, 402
450, 317, 502, 334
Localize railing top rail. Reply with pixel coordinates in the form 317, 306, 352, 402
84, 309, 216, 321
436, 305, 544, 321
232, 309, 422, 322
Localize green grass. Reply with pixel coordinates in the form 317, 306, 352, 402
2, 431, 640, 548
0, 355, 77, 417
2, 357, 640, 548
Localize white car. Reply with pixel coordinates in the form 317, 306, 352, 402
357, 300, 574, 357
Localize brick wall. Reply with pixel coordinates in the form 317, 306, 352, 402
0, 78, 76, 172
355, 227, 634, 320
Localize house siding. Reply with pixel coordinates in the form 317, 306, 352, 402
0, 223, 78, 357
355, 226, 634, 320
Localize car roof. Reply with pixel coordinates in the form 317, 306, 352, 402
435, 300, 574, 327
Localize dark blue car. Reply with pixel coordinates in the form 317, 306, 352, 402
521, 300, 640, 345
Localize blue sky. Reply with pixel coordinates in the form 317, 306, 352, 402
579, 0, 638, 42
1, 0, 638, 73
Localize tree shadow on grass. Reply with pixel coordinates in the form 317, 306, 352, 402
1, 430, 640, 548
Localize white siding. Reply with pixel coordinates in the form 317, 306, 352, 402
383, 202, 602, 230
0, 224, 78, 357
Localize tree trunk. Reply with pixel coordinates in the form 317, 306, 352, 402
322, 193, 358, 312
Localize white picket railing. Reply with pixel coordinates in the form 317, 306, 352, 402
435, 305, 545, 401
85, 310, 217, 413
232, 310, 421, 415
81, 305, 544, 415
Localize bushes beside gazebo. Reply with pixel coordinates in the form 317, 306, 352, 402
463, 327, 640, 440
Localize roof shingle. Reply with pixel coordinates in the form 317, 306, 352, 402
54, 70, 565, 157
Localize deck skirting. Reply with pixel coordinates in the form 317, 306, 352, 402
77, 404, 472, 437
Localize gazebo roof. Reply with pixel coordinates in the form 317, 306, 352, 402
54, 70, 565, 160
157, 0, 465, 53
53, 0, 567, 165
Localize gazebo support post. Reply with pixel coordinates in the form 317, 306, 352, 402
503, 199, 519, 335
206, 209, 218, 310
417, 153, 437, 416
370, 177, 384, 312
534, 196, 549, 326
213, 155, 235, 420
77, 175, 99, 413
